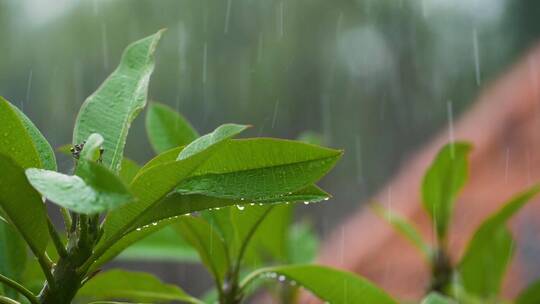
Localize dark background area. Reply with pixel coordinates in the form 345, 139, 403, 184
1, 0, 540, 297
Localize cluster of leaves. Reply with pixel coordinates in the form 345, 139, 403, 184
0, 30, 403, 304
375, 142, 540, 304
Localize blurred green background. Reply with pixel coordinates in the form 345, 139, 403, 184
1, 0, 539, 296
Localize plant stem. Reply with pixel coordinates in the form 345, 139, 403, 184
222, 207, 273, 304
0, 274, 39, 304
0, 296, 21, 304
59, 208, 72, 232
36, 254, 55, 290
429, 247, 453, 294
47, 219, 67, 258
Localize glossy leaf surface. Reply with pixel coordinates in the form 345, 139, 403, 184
0, 155, 50, 257
177, 138, 342, 200
242, 265, 397, 304
26, 162, 132, 214
73, 30, 164, 173
0, 97, 41, 169
146, 102, 199, 154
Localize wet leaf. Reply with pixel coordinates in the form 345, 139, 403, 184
177, 138, 342, 200
0, 97, 42, 169
77, 269, 201, 303
118, 158, 140, 184
241, 265, 397, 304
8, 102, 56, 171
73, 30, 164, 173
92, 124, 247, 268
0, 155, 50, 258
422, 142, 471, 239
146, 102, 199, 154
26, 162, 132, 214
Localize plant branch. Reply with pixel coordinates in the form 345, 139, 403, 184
0, 274, 39, 304
223, 206, 273, 303
47, 218, 67, 258
233, 207, 273, 280
36, 253, 55, 291
238, 268, 269, 292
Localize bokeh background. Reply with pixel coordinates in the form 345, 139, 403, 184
1, 0, 539, 298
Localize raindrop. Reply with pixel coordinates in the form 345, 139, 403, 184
278, 275, 286, 282
303, 201, 310, 205
323, 197, 329, 201
24, 69, 33, 112
101, 22, 109, 69
202, 41, 208, 84
473, 28, 481, 86
236, 205, 245, 211
224, 0, 232, 34
277, 1, 284, 39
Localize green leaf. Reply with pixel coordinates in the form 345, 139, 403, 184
177, 124, 248, 160
138, 146, 183, 172
422, 142, 472, 239
26, 162, 132, 214
287, 221, 319, 264
57, 145, 140, 185
459, 185, 540, 298
216, 204, 293, 268
78, 133, 104, 162
372, 204, 431, 260
89, 186, 322, 273
8, 103, 57, 171
0, 97, 41, 169
241, 265, 397, 304
203, 185, 328, 264
146, 102, 199, 154
421, 292, 455, 304
117, 226, 198, 263
517, 280, 540, 304
73, 30, 165, 173
88, 192, 252, 272
0, 155, 50, 257
245, 205, 292, 263
119, 158, 140, 184
177, 138, 342, 200
76, 269, 200, 303
174, 217, 230, 284
96, 124, 248, 257
0, 221, 27, 298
